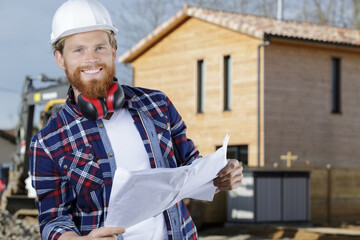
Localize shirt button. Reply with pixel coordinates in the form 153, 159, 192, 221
99, 124, 104, 128
63, 165, 68, 169
109, 153, 114, 157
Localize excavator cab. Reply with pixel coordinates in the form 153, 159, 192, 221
40, 99, 66, 128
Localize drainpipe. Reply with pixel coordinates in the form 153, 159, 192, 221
257, 40, 270, 167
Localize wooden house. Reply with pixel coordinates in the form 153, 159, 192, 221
119, 5, 360, 169
118, 6, 360, 224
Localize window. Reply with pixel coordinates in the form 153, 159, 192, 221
227, 145, 248, 166
224, 55, 231, 111
331, 57, 341, 113
197, 60, 204, 113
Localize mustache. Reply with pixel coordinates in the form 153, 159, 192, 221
77, 63, 106, 71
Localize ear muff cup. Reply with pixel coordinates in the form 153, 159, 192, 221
78, 95, 108, 121
106, 82, 125, 112
77, 82, 125, 121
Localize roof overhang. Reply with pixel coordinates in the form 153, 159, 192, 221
265, 33, 360, 49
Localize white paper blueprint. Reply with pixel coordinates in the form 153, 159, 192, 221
105, 135, 230, 228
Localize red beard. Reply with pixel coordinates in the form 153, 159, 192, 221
65, 63, 115, 99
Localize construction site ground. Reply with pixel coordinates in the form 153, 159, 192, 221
2, 208, 360, 240
198, 222, 360, 240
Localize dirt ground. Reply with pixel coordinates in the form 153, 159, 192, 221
197, 223, 360, 240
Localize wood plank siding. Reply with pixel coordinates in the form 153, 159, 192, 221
131, 18, 262, 166
264, 39, 360, 168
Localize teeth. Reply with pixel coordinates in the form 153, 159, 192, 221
83, 69, 100, 74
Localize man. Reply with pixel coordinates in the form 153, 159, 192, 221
30, 0, 243, 239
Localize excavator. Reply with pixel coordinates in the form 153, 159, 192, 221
0, 74, 69, 217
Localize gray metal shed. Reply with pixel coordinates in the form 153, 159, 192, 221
227, 169, 310, 223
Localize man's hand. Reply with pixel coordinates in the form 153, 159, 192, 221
87, 227, 125, 240
213, 159, 243, 192
59, 227, 125, 240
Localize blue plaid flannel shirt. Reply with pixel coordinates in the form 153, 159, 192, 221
30, 85, 199, 240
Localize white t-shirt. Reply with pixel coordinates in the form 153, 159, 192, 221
103, 109, 168, 240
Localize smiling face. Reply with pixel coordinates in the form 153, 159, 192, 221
55, 30, 117, 99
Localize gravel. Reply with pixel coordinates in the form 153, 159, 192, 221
0, 210, 41, 240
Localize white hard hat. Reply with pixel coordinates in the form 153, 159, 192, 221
50, 0, 118, 45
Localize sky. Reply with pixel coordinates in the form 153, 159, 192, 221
0, 0, 132, 130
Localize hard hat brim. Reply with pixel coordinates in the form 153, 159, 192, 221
50, 25, 118, 45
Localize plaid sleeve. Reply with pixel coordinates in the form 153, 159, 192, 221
30, 133, 80, 240
166, 96, 200, 166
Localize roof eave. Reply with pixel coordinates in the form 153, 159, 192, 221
265, 33, 360, 49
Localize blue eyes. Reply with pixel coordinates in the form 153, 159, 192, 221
73, 47, 105, 54
74, 47, 105, 53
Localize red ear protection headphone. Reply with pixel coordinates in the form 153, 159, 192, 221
77, 82, 125, 121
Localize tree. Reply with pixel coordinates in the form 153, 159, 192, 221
352, 0, 360, 29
